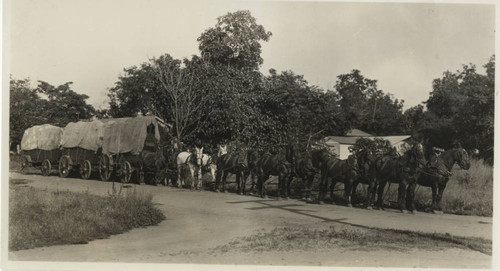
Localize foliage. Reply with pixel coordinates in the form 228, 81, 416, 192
407, 56, 495, 162
9, 77, 95, 150
197, 10, 272, 71
9, 185, 165, 251
9, 78, 48, 150
262, 70, 347, 147
193, 63, 265, 151
333, 70, 406, 135
196, 67, 348, 153
36, 81, 95, 127
108, 62, 157, 118
108, 54, 209, 146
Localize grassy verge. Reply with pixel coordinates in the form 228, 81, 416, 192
9, 180, 165, 251
213, 225, 491, 255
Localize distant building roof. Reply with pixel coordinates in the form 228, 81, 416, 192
379, 135, 412, 146
346, 129, 373, 137
324, 135, 412, 146
325, 136, 359, 145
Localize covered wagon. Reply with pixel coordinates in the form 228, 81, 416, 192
58, 120, 105, 179
20, 124, 63, 176
99, 116, 170, 184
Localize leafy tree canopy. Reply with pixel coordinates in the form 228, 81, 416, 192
9, 77, 95, 150
197, 10, 272, 71
420, 55, 494, 161
333, 69, 405, 135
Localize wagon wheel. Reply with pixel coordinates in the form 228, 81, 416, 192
80, 160, 92, 180
20, 156, 30, 174
58, 155, 72, 178
121, 161, 133, 184
41, 159, 51, 176
99, 154, 113, 181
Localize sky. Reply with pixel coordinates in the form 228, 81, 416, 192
7, 0, 496, 110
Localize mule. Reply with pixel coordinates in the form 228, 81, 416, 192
412, 146, 470, 214
291, 148, 318, 202
255, 150, 292, 199
283, 144, 321, 202
306, 148, 335, 203
176, 147, 215, 190
218, 144, 228, 157
197, 149, 217, 190
350, 148, 378, 207
323, 154, 358, 207
176, 147, 201, 189
215, 148, 251, 194
244, 149, 259, 194
371, 142, 425, 213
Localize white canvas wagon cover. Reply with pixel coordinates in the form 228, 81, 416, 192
102, 116, 161, 155
20, 124, 63, 151
60, 120, 105, 152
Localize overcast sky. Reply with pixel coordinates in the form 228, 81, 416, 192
8, 0, 495, 110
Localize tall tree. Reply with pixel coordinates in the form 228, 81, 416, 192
334, 70, 405, 135
424, 55, 494, 161
36, 81, 95, 127
152, 55, 213, 145
262, 69, 346, 148
9, 77, 95, 150
197, 10, 272, 71
10, 77, 48, 150
108, 54, 212, 146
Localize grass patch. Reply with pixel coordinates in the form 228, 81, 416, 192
9, 185, 165, 251
213, 225, 491, 255
10, 179, 33, 185
9, 154, 25, 171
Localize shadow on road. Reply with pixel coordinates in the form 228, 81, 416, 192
225, 199, 414, 232
226, 199, 349, 223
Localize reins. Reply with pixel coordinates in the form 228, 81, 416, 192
417, 168, 450, 178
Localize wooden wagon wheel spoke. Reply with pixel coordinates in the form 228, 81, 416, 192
80, 160, 92, 179
99, 154, 113, 182
121, 161, 132, 184
41, 159, 51, 176
58, 155, 72, 178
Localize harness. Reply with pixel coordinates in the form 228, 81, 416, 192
219, 153, 248, 172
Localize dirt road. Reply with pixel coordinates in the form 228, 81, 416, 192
8, 172, 493, 268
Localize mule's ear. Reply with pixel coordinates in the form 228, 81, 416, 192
201, 147, 204, 152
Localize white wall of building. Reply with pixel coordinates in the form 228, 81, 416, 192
339, 144, 353, 160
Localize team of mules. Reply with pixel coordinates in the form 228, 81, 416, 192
168, 140, 470, 214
